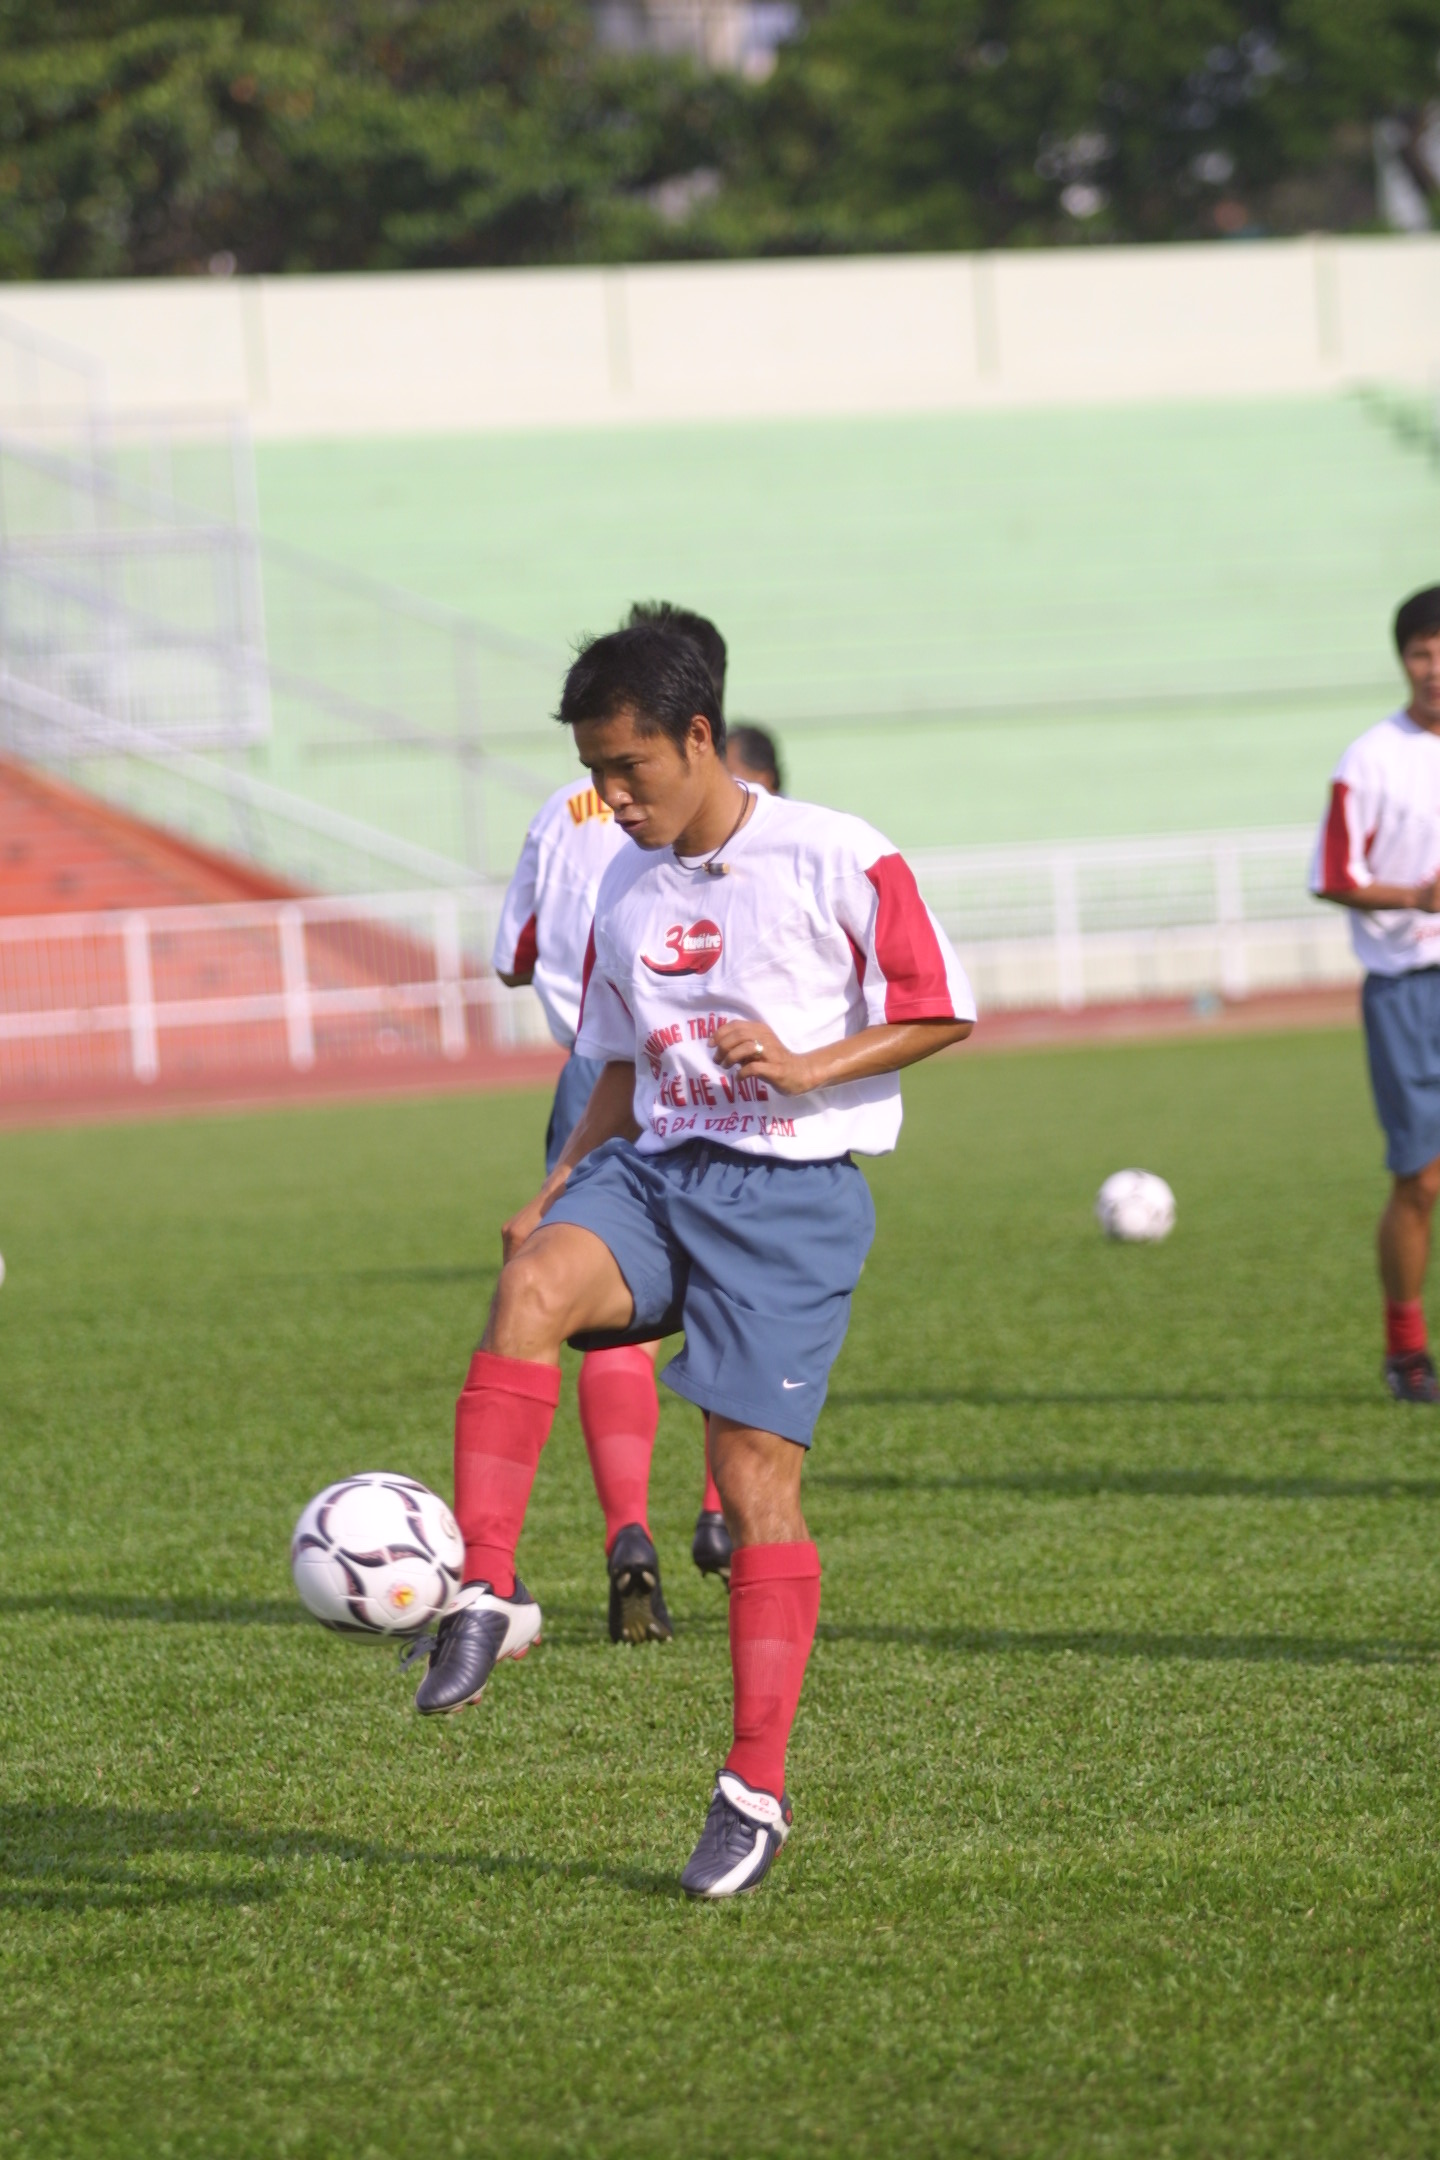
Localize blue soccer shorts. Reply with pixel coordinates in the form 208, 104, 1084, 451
544, 1138, 876, 1445
1362, 968, 1440, 1177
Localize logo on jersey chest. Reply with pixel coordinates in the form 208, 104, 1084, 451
642, 919, 723, 976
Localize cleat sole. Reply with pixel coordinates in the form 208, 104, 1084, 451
613, 1567, 672, 1645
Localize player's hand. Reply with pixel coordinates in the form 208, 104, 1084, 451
501, 1174, 566, 1261
711, 1019, 814, 1097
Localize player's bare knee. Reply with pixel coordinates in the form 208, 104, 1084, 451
486, 1247, 571, 1358
1396, 1159, 1440, 1213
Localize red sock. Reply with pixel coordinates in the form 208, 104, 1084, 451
577, 1346, 658, 1550
453, 1350, 561, 1594
700, 1417, 722, 1515
1386, 1299, 1428, 1358
725, 1541, 821, 1802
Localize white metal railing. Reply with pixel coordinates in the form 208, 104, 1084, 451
0, 828, 1355, 1094
0, 887, 551, 1092
910, 826, 1356, 1012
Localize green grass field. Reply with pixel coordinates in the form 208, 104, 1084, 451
4, 1028, 1440, 2156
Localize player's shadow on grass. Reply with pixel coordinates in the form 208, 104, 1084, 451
0, 1802, 680, 1914
11, 1593, 306, 1626
810, 1467, 1440, 1502
817, 1621, 1440, 1666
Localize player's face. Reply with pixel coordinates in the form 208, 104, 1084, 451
574, 706, 714, 849
1403, 631, 1440, 722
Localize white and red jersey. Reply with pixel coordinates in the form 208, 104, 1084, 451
1309, 710, 1440, 976
574, 786, 975, 1159
492, 778, 631, 1047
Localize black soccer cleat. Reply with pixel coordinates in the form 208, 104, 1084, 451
607, 1523, 673, 1646
1385, 1351, 1440, 1404
680, 1771, 793, 1900
691, 1508, 733, 1587
410, 1579, 542, 1714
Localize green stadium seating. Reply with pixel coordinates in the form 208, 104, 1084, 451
254, 393, 1439, 856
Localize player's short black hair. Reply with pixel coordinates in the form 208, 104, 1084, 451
728, 722, 784, 793
557, 623, 726, 755
625, 600, 727, 706
1395, 586, 1440, 653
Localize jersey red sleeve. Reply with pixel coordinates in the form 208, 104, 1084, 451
492, 826, 542, 973
863, 851, 975, 1019
1313, 779, 1372, 895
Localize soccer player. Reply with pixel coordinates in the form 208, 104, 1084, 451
417, 624, 974, 1897
1312, 584, 1440, 1402
492, 601, 743, 1638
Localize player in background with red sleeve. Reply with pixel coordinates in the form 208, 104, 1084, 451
1311, 585, 1440, 1402
415, 625, 975, 1897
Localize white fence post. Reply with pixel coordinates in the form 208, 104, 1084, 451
121, 911, 158, 1082
1215, 839, 1247, 1000
277, 904, 315, 1071
1051, 854, 1084, 1010
434, 896, 466, 1060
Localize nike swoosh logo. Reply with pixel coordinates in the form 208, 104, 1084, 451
781, 1379, 805, 1390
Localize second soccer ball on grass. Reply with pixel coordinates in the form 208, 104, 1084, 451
1095, 1170, 1176, 1243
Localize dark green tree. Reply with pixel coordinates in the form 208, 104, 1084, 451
0, 1, 732, 277
701, 0, 1440, 252
3, 0, 1439, 277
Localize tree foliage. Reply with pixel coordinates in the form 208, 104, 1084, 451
0, 1, 731, 277
706, 0, 1440, 252
1, 0, 1438, 279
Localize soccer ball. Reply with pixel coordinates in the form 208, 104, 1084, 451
290, 1474, 463, 1636
1095, 1169, 1175, 1243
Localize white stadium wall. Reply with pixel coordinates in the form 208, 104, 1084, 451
3, 233, 1440, 436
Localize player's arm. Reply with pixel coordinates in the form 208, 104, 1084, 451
501, 1060, 638, 1258
1319, 877, 1440, 913
1312, 776, 1440, 912
711, 1017, 970, 1096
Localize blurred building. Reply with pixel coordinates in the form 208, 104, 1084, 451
593, 0, 799, 80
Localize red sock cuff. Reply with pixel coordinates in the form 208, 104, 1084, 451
461, 1349, 562, 1407
729, 1541, 821, 1589
1386, 1299, 1428, 1358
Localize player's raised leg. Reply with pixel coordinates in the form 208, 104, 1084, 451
413, 1218, 636, 1713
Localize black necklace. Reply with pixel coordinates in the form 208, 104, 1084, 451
679, 784, 753, 878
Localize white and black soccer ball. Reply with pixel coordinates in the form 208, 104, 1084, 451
1095, 1169, 1176, 1244
290, 1473, 463, 1636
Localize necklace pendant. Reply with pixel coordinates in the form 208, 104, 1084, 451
704, 861, 729, 877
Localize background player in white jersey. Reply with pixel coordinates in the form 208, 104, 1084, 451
1312, 584, 1440, 1402
491, 605, 774, 1629
416, 624, 974, 1897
